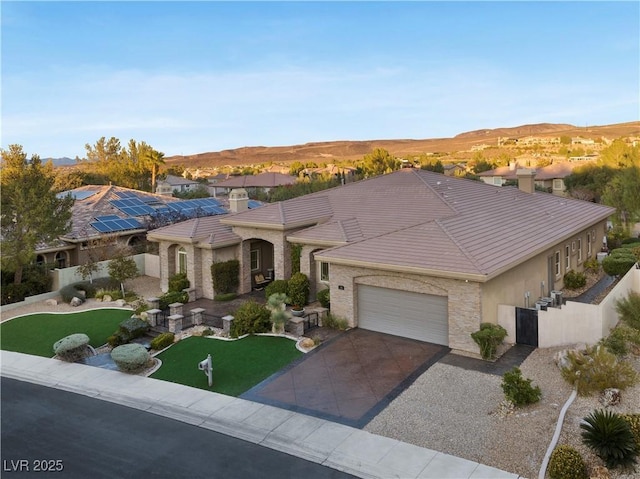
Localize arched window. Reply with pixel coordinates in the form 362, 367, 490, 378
35, 255, 46, 266
55, 252, 67, 269
178, 247, 187, 274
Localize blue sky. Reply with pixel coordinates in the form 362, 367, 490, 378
2, 1, 638, 159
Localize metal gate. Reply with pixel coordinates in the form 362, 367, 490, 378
515, 307, 538, 347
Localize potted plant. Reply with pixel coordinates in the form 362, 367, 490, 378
267, 292, 289, 334
287, 272, 309, 317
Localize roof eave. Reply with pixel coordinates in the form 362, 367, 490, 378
221, 216, 331, 231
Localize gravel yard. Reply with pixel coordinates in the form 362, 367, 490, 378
365, 346, 640, 479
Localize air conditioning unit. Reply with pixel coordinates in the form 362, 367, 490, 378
551, 290, 563, 307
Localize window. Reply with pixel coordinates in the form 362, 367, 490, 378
320, 262, 330, 282
250, 249, 260, 272
178, 247, 187, 274
577, 239, 582, 263
553, 179, 564, 190
587, 233, 592, 256
55, 252, 66, 269
565, 245, 570, 270
555, 251, 561, 276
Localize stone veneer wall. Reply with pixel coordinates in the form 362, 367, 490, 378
329, 264, 482, 355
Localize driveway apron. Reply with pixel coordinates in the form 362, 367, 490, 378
241, 329, 449, 428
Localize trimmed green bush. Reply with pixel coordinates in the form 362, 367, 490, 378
159, 290, 188, 310
501, 367, 542, 406
60, 283, 86, 304
602, 248, 637, 276
471, 323, 507, 360
230, 300, 271, 338
53, 333, 90, 362
290, 243, 302, 275
168, 272, 190, 293
265, 279, 288, 299
211, 259, 239, 294
111, 343, 151, 373
150, 332, 175, 350
119, 317, 150, 339
547, 445, 588, 479
214, 292, 237, 302
317, 288, 330, 309
621, 414, 640, 450
581, 409, 638, 469
563, 270, 587, 290
288, 272, 309, 309
561, 345, 638, 395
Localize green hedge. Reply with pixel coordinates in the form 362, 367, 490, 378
211, 259, 239, 294
602, 249, 637, 276
150, 332, 175, 350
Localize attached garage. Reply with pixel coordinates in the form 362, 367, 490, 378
357, 285, 449, 346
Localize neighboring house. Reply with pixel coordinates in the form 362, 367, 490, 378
443, 163, 466, 177
156, 174, 202, 195
147, 169, 613, 355
206, 173, 230, 197
40, 185, 233, 270
478, 161, 589, 196
212, 172, 297, 196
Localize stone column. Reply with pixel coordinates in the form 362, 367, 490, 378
147, 297, 160, 310
146, 309, 161, 327
185, 288, 197, 303
168, 314, 183, 334
169, 302, 184, 316
191, 308, 205, 326
222, 315, 234, 335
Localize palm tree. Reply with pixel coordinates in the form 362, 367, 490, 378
143, 148, 165, 193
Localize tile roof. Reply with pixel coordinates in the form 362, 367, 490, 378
225, 169, 613, 280
478, 162, 585, 181
213, 172, 297, 188
147, 215, 240, 248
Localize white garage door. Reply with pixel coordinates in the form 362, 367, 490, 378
357, 285, 449, 345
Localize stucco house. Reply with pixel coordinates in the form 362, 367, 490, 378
147, 169, 613, 355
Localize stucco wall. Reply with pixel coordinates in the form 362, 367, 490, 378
329, 264, 482, 354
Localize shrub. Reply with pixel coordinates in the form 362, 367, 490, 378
621, 414, 640, 450
621, 238, 640, 246
60, 283, 86, 303
168, 272, 190, 293
288, 272, 310, 309
560, 345, 637, 395
111, 343, 151, 373
616, 292, 640, 330
471, 323, 507, 360
584, 257, 600, 275
547, 445, 588, 479
107, 333, 126, 348
1, 263, 52, 305
159, 290, 188, 310
119, 317, 150, 340
602, 249, 637, 276
214, 292, 237, 301
601, 326, 630, 357
201, 327, 214, 337
150, 332, 175, 350
211, 259, 239, 294
580, 409, 638, 469
290, 243, 302, 275
501, 367, 542, 406
317, 288, 330, 309
563, 270, 587, 290
230, 300, 271, 338
53, 333, 90, 362
265, 279, 288, 299
323, 313, 349, 330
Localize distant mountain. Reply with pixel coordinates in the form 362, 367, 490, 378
162, 121, 640, 169
46, 157, 77, 167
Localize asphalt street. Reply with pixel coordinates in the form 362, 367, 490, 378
1, 377, 356, 479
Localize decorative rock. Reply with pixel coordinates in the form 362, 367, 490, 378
115, 299, 126, 307
70, 296, 84, 307
140, 311, 148, 320
600, 388, 621, 407
103, 295, 112, 302
300, 338, 315, 349
45, 298, 58, 306
590, 465, 611, 479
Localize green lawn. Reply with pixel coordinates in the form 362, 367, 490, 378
150, 335, 303, 396
0, 309, 132, 357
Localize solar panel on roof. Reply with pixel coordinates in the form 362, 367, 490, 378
57, 190, 98, 201
90, 222, 112, 233
95, 215, 121, 221
248, 200, 262, 209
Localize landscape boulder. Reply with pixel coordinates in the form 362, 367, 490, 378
70, 296, 84, 307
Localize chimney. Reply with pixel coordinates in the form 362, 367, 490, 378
516, 169, 536, 194
228, 188, 249, 213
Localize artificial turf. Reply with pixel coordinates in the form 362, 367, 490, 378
0, 309, 133, 357
150, 335, 303, 396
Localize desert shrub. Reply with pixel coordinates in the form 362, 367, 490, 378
601, 326, 630, 357
107, 333, 126, 348
265, 279, 288, 299
584, 257, 600, 275
547, 445, 588, 479
111, 343, 151, 373
323, 313, 349, 330
168, 272, 190, 293
53, 333, 90, 362
211, 259, 239, 294
150, 332, 175, 350
602, 249, 637, 276
230, 300, 271, 338
471, 323, 507, 360
317, 288, 330, 309
201, 328, 214, 336
616, 292, 640, 330
621, 414, 640, 450
159, 290, 188, 310
563, 270, 587, 290
560, 345, 638, 395
581, 409, 638, 469
288, 272, 309, 308
214, 292, 237, 301
95, 289, 122, 301
501, 367, 542, 406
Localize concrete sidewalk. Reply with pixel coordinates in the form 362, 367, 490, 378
1, 350, 521, 479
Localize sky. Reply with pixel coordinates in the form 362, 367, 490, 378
1, 1, 639, 159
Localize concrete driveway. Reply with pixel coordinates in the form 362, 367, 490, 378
241, 329, 450, 428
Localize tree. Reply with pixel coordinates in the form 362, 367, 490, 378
564, 164, 616, 203
108, 254, 139, 297
1, 145, 74, 284
602, 166, 640, 231
360, 148, 400, 177
142, 148, 165, 192
598, 139, 639, 168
